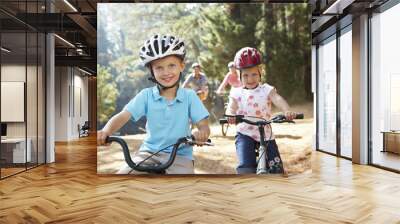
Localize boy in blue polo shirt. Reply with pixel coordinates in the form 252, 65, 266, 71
97, 34, 210, 174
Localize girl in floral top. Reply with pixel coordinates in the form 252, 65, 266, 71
226, 47, 296, 174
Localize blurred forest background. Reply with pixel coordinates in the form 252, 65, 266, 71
97, 3, 311, 135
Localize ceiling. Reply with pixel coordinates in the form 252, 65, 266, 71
0, 0, 100, 74
310, 0, 390, 43
1, 0, 394, 74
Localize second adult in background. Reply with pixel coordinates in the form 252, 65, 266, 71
216, 61, 242, 96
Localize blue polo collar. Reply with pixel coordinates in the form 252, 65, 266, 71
152, 86, 184, 102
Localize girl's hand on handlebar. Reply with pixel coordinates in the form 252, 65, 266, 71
284, 111, 297, 121
227, 117, 236, 124
97, 130, 111, 146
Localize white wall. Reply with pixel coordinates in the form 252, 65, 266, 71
55, 67, 68, 141
311, 45, 316, 150
55, 67, 89, 141
73, 73, 89, 137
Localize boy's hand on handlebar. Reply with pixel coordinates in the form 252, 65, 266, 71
97, 130, 111, 146
284, 111, 297, 121
191, 129, 208, 146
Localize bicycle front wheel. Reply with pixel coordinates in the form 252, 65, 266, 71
221, 122, 229, 136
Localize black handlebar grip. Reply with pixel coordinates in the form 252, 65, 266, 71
190, 135, 212, 144
219, 118, 228, 124
105, 136, 111, 143
295, 113, 304, 119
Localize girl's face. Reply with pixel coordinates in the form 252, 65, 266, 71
240, 66, 261, 89
151, 55, 185, 87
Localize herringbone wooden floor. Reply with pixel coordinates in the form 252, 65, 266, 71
1, 136, 400, 223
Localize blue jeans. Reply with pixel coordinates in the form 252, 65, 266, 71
235, 133, 284, 174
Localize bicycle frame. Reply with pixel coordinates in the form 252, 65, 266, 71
257, 120, 269, 174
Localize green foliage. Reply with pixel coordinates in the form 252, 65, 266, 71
199, 4, 264, 81
97, 3, 311, 128
260, 4, 312, 103
97, 65, 119, 125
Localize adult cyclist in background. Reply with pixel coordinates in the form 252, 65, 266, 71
183, 62, 209, 102
216, 61, 242, 96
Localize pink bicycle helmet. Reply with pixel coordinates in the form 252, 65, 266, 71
234, 47, 262, 69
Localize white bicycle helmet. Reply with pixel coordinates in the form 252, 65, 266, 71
191, 62, 201, 68
139, 34, 186, 66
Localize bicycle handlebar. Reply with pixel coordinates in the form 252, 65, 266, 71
270, 113, 304, 123
105, 136, 213, 173
222, 113, 304, 126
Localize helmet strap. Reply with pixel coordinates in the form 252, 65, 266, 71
243, 84, 259, 90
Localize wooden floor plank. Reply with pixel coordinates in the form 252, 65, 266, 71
0, 135, 400, 223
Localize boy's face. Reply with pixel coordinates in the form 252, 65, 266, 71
240, 66, 261, 89
151, 55, 185, 88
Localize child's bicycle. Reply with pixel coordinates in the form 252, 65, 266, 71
223, 113, 304, 174
105, 136, 213, 174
